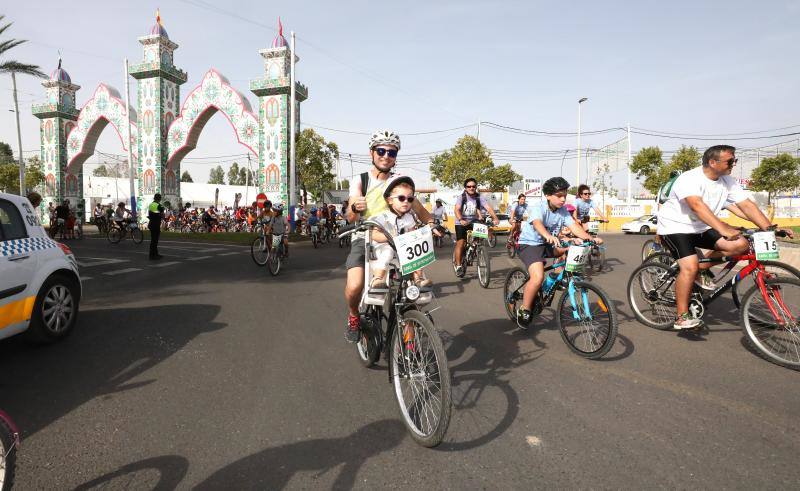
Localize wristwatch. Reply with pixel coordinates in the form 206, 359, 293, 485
351, 203, 358, 214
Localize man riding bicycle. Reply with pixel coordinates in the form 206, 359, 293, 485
656, 144, 794, 329
343, 129, 437, 343
453, 178, 499, 276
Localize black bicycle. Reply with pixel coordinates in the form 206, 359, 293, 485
108, 220, 143, 244
339, 221, 452, 447
453, 217, 493, 288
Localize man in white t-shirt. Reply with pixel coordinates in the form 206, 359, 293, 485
657, 144, 793, 329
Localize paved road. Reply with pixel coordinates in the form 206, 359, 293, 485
1, 233, 798, 489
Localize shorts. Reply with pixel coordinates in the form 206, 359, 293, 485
455, 222, 474, 241
346, 237, 366, 270
517, 244, 555, 268
660, 229, 722, 259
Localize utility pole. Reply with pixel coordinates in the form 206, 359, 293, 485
348, 153, 354, 180
576, 97, 588, 187
11, 72, 25, 195
289, 31, 297, 208
246, 153, 252, 205
626, 123, 632, 203
124, 59, 137, 220
336, 155, 341, 190
477, 119, 481, 141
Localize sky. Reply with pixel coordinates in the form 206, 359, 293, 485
2, 0, 799, 197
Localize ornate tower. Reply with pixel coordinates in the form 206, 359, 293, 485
32, 59, 80, 221
250, 19, 308, 205
129, 10, 187, 214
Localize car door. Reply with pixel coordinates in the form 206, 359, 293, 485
0, 198, 39, 337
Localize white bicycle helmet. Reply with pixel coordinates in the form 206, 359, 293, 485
369, 129, 401, 150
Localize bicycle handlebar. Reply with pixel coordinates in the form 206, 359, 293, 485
737, 225, 789, 238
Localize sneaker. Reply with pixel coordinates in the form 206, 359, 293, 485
516, 308, 532, 329
344, 315, 360, 343
695, 270, 716, 291
415, 278, 433, 287
455, 265, 465, 277
673, 312, 702, 330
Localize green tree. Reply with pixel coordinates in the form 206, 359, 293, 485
0, 141, 13, 163
208, 165, 225, 185
430, 135, 521, 190
339, 179, 349, 190
0, 157, 44, 194
227, 162, 241, 185
180, 170, 193, 183
92, 165, 109, 177
630, 145, 700, 195
485, 163, 522, 191
0, 16, 46, 78
238, 166, 254, 186
296, 128, 338, 204
591, 162, 618, 207
750, 153, 800, 205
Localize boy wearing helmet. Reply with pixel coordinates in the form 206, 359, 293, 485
343, 130, 437, 343
268, 204, 289, 257
369, 175, 432, 288
515, 177, 601, 328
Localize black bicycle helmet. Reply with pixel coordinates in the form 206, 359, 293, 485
383, 175, 416, 199
542, 177, 570, 195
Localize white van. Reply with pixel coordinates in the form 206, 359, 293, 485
0, 193, 82, 343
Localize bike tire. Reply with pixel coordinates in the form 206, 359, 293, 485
0, 415, 18, 491
732, 260, 800, 310
131, 228, 143, 244
488, 233, 497, 248
267, 252, 282, 276
589, 246, 605, 274
390, 309, 451, 447
107, 228, 121, 244
739, 276, 800, 370
503, 267, 528, 321
641, 238, 663, 261
477, 245, 491, 288
507, 242, 516, 259
557, 280, 618, 359
357, 307, 382, 368
251, 237, 269, 266
339, 237, 345, 248
312, 233, 318, 249
643, 251, 676, 267
627, 261, 677, 330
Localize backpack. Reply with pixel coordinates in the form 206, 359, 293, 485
657, 172, 682, 204
459, 191, 482, 216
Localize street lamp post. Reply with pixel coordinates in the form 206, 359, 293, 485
576, 97, 588, 187
11, 72, 25, 195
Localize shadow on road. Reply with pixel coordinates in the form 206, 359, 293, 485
194, 419, 405, 489
438, 318, 545, 452
73, 455, 190, 491
0, 304, 226, 439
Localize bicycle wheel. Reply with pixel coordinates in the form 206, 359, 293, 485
251, 236, 269, 266
268, 248, 282, 276
507, 239, 517, 259
557, 280, 618, 359
732, 260, 800, 309
588, 245, 605, 274
312, 233, 318, 249
627, 262, 678, 330
641, 238, 663, 261
357, 308, 382, 368
477, 245, 491, 288
131, 228, 143, 244
0, 416, 18, 491
643, 251, 676, 267
503, 267, 528, 321
488, 233, 497, 248
107, 228, 121, 244
390, 309, 451, 447
739, 277, 800, 370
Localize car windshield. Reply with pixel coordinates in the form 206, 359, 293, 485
496, 214, 509, 220
636, 215, 653, 221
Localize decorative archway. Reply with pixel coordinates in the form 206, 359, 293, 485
66, 84, 138, 174
166, 69, 259, 168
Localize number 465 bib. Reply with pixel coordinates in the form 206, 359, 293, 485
394, 225, 436, 275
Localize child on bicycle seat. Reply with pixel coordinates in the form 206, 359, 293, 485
369, 175, 432, 289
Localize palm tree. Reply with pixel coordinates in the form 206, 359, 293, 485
1, 15, 46, 194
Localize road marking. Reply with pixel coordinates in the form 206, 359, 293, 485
186, 256, 212, 261
217, 252, 240, 256
81, 276, 93, 281
149, 261, 181, 268
199, 248, 227, 253
76, 257, 128, 268
103, 268, 142, 276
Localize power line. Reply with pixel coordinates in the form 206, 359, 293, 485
631, 123, 800, 137
483, 121, 625, 137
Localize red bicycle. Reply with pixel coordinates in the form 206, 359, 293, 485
627, 227, 800, 370
506, 223, 521, 258
0, 409, 20, 490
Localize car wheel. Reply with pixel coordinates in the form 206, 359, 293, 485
639, 226, 650, 235
25, 274, 80, 343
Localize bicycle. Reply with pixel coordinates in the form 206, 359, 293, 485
503, 240, 618, 359
0, 408, 20, 491
585, 220, 608, 273
627, 227, 800, 370
641, 237, 664, 261
506, 223, 521, 258
432, 219, 450, 248
250, 221, 270, 266
267, 233, 287, 276
339, 220, 452, 447
107, 220, 143, 244
453, 217, 493, 288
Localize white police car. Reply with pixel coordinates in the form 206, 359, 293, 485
0, 192, 81, 343
621, 214, 658, 235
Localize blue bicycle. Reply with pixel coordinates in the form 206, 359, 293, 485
503, 240, 618, 359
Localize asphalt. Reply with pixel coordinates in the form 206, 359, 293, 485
1, 231, 798, 489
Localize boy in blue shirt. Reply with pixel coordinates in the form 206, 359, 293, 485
515, 177, 602, 327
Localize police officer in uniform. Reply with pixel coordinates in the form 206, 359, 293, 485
148, 193, 165, 260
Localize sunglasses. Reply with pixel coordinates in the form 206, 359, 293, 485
582, 192, 592, 196
465, 185, 477, 189
716, 157, 738, 165
374, 148, 398, 158
390, 194, 415, 203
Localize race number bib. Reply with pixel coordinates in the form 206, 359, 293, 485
472, 223, 489, 239
320, 218, 327, 226
395, 225, 436, 275
272, 234, 283, 247
753, 231, 779, 260
587, 221, 600, 234
565, 245, 590, 272
311, 225, 319, 233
